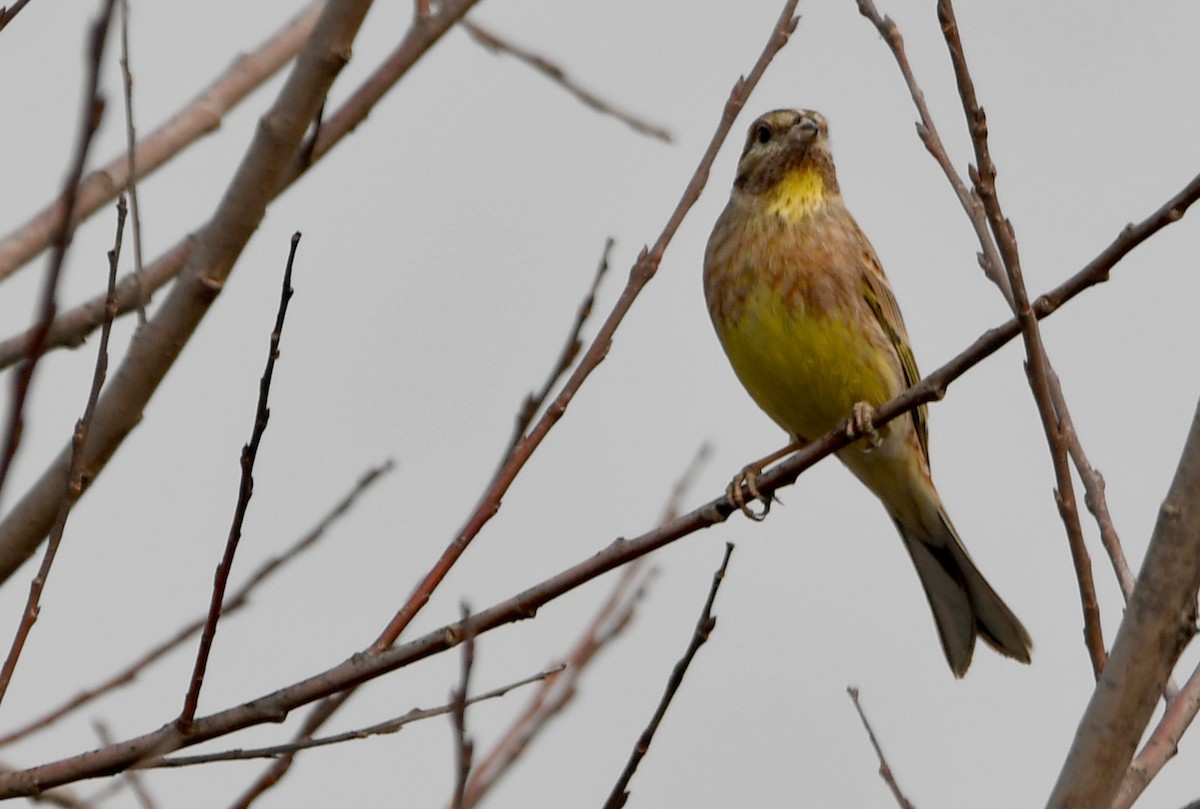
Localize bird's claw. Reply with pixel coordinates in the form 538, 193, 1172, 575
727, 464, 780, 521
848, 401, 882, 451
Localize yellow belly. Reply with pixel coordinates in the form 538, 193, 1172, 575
715, 284, 900, 443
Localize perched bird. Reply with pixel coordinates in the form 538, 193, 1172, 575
703, 108, 1031, 676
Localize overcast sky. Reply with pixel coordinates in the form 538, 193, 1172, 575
2, 1, 1200, 807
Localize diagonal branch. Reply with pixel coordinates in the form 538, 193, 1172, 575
460, 19, 673, 142
1047, 397, 1200, 808
369, 0, 801, 654
177, 233, 300, 731
0, 2, 323, 284
936, 0, 1104, 677
0, 0, 373, 585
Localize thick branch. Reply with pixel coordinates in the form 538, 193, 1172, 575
1046, 398, 1200, 808
0, 0, 372, 584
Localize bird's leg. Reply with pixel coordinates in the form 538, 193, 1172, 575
726, 441, 801, 521
848, 401, 882, 450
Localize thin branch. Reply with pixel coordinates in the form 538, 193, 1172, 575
93, 722, 157, 809
854, 0, 1010, 302
602, 543, 734, 809
449, 603, 475, 809
118, 0, 147, 322
369, 0, 801, 655
0, 0, 33, 33
0, 0, 115, 504
460, 567, 655, 808
847, 687, 916, 809
0, 193, 124, 707
936, 0, 1105, 677
0, 460, 391, 747
461, 445, 707, 807
0, 0, 372, 590
0, 1, 323, 283
145, 666, 560, 768
178, 233, 300, 731
862, 6, 1135, 633
460, 19, 672, 142
503, 237, 613, 461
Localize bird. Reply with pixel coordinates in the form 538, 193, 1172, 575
702, 108, 1031, 676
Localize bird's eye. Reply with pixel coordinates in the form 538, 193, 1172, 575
755, 124, 772, 144
798, 117, 819, 134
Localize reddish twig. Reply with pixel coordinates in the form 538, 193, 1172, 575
859, 4, 1134, 623
93, 721, 158, 809
178, 233, 300, 731
1115, 661, 1200, 809
449, 603, 475, 809
848, 687, 917, 809
143, 665, 559, 768
0, 192, 124, 708
936, 0, 1105, 677
460, 19, 673, 142
0, 0, 114, 504
460, 567, 655, 808
602, 543, 734, 809
0, 3, 322, 286
503, 237, 613, 460
460, 445, 707, 807
370, 0, 800, 655
117, 0, 148, 322
0, 459, 392, 747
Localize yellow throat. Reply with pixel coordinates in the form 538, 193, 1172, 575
764, 166, 827, 221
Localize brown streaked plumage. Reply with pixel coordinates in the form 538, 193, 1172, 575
704, 109, 1031, 676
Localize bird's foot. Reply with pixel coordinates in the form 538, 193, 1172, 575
727, 463, 776, 521
848, 401, 882, 450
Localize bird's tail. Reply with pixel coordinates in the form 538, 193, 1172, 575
895, 510, 1032, 677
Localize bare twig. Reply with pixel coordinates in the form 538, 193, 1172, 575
93, 722, 157, 809
847, 687, 916, 809
178, 233, 300, 731
0, 2, 322, 283
0, 0, 371, 589
602, 543, 734, 809
118, 0, 147, 322
0, 193, 124, 708
936, 0, 1105, 677
460, 567, 655, 808
503, 237, 613, 461
855, 0, 1009, 302
449, 603, 475, 809
145, 666, 560, 768
857, 1, 1136, 626
460, 19, 672, 142
0, 0, 115, 504
370, 0, 800, 655
0, 460, 391, 747
0, 0, 33, 33
1113, 660, 1200, 809
458, 444, 710, 801
460, 445, 707, 807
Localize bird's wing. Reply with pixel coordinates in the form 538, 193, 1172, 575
859, 241, 930, 460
